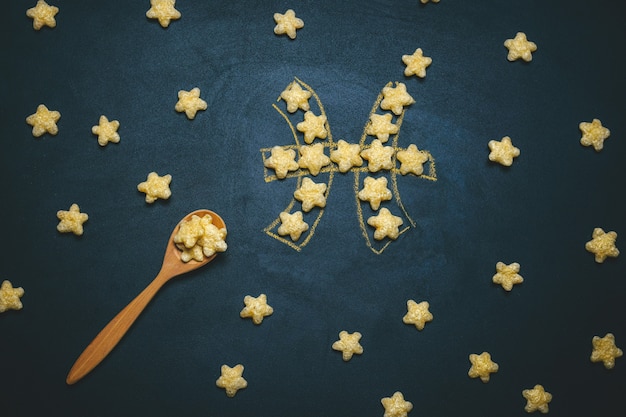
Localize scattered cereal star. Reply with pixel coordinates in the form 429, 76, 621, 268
273, 9, 304, 40
174, 87, 207, 119
294, 177, 327, 212
216, 364, 247, 397
26, 104, 61, 137
280, 82, 311, 113
396, 144, 429, 176
0, 280, 25, 313
488, 136, 520, 166
361, 139, 395, 172
278, 211, 309, 241
522, 384, 552, 414
137, 172, 172, 203
368, 208, 403, 240
56, 203, 89, 236
358, 176, 392, 211
504, 32, 537, 62
240, 294, 274, 325
591, 333, 623, 369
91, 115, 120, 146
381, 391, 413, 417
366, 113, 399, 143
264, 146, 299, 179
26, 0, 59, 30
585, 227, 619, 263
298, 143, 331, 176
146, 0, 181, 28
579, 118, 610, 152
330, 139, 363, 173
402, 299, 433, 330
296, 111, 328, 144
468, 352, 499, 383
380, 82, 415, 116
492, 261, 524, 291
332, 330, 364, 361
402, 48, 432, 78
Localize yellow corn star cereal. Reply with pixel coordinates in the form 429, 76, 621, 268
396, 144, 429, 176
504, 32, 537, 62
216, 364, 247, 397
240, 294, 274, 325
173, 213, 227, 262
280, 81, 311, 113
522, 384, 552, 414
273, 9, 304, 40
365, 113, 399, 143
332, 330, 363, 361
298, 143, 331, 176
0, 280, 25, 313
26, 0, 59, 30
402, 48, 432, 78
137, 172, 172, 203
380, 82, 415, 116
26, 104, 61, 137
277, 211, 309, 241
402, 299, 433, 330
91, 115, 120, 146
591, 333, 623, 369
358, 176, 392, 211
579, 118, 610, 151
468, 352, 499, 382
367, 207, 403, 240
296, 111, 328, 144
488, 136, 520, 166
175, 87, 207, 119
294, 177, 327, 212
56, 203, 89, 236
264, 146, 299, 179
146, 0, 181, 28
381, 391, 413, 417
329, 139, 363, 173
492, 261, 524, 291
585, 227, 619, 263
361, 139, 395, 172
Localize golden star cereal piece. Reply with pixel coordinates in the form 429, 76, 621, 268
358, 176, 392, 211
193, 215, 227, 260
91, 115, 120, 146
368, 208, 403, 240
380, 82, 415, 116
504, 32, 537, 62
56, 203, 89, 236
488, 136, 520, 166
579, 118, 610, 152
591, 333, 623, 369
361, 139, 395, 172
330, 139, 363, 173
468, 352, 499, 383
402, 299, 433, 331
280, 82, 311, 113
0, 280, 25, 313
240, 294, 274, 325
146, 0, 181, 28
137, 172, 172, 203
264, 146, 299, 179
332, 330, 363, 361
26, 0, 59, 30
174, 87, 207, 119
402, 48, 432, 78
381, 391, 413, 417
278, 211, 309, 241
296, 111, 328, 144
492, 261, 524, 291
522, 384, 552, 414
585, 227, 619, 263
294, 177, 327, 212
298, 143, 331, 176
26, 104, 61, 137
396, 144, 429, 176
273, 9, 304, 40
216, 364, 247, 397
366, 113, 399, 143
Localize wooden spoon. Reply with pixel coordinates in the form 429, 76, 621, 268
66, 209, 226, 385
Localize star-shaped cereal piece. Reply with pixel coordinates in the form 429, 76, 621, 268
273, 9, 304, 40
396, 144, 429, 176
91, 115, 120, 146
579, 118, 610, 152
297, 111, 328, 144
216, 364, 247, 397
591, 333, 623, 369
298, 143, 331, 176
361, 139, 395, 172
468, 352, 499, 383
522, 384, 552, 414
240, 294, 274, 325
146, 0, 181, 28
504, 32, 537, 62
366, 113, 399, 143
492, 261, 524, 291
264, 146, 299, 179
294, 177, 327, 212
26, 104, 61, 137
137, 172, 172, 203
488, 136, 520, 166
585, 227, 619, 263
330, 139, 363, 173
402, 48, 432, 78
402, 299, 433, 330
56, 203, 89, 236
380, 82, 415, 116
277, 211, 309, 241
280, 82, 311, 113
381, 391, 413, 417
26, 0, 59, 30
368, 208, 403, 240
175, 87, 207, 119
332, 330, 364, 361
358, 176, 392, 211
0, 280, 25, 313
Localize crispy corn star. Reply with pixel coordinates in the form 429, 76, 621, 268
0, 280, 25, 313
294, 177, 327, 212
579, 118, 610, 151
26, 0, 59, 30
296, 111, 328, 144
175, 87, 207, 119
26, 104, 61, 137
522, 384, 552, 414
137, 172, 172, 203
298, 143, 331, 176
264, 146, 299, 179
396, 144, 428, 176
492, 261, 524, 291
91, 115, 120, 146
361, 139, 395, 172
368, 208, 403, 240
240, 294, 274, 325
402, 48, 432, 78
56, 203, 89, 236
358, 176, 392, 211
216, 364, 247, 397
366, 113, 399, 143
280, 82, 311, 113
278, 211, 309, 241
381, 391, 413, 417
504, 32, 537, 62
585, 227, 619, 263
146, 0, 181, 28
332, 330, 363, 361
591, 333, 623, 369
402, 299, 433, 330
273, 9, 304, 40
330, 139, 363, 172
468, 352, 499, 383
380, 82, 415, 116
488, 136, 520, 166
